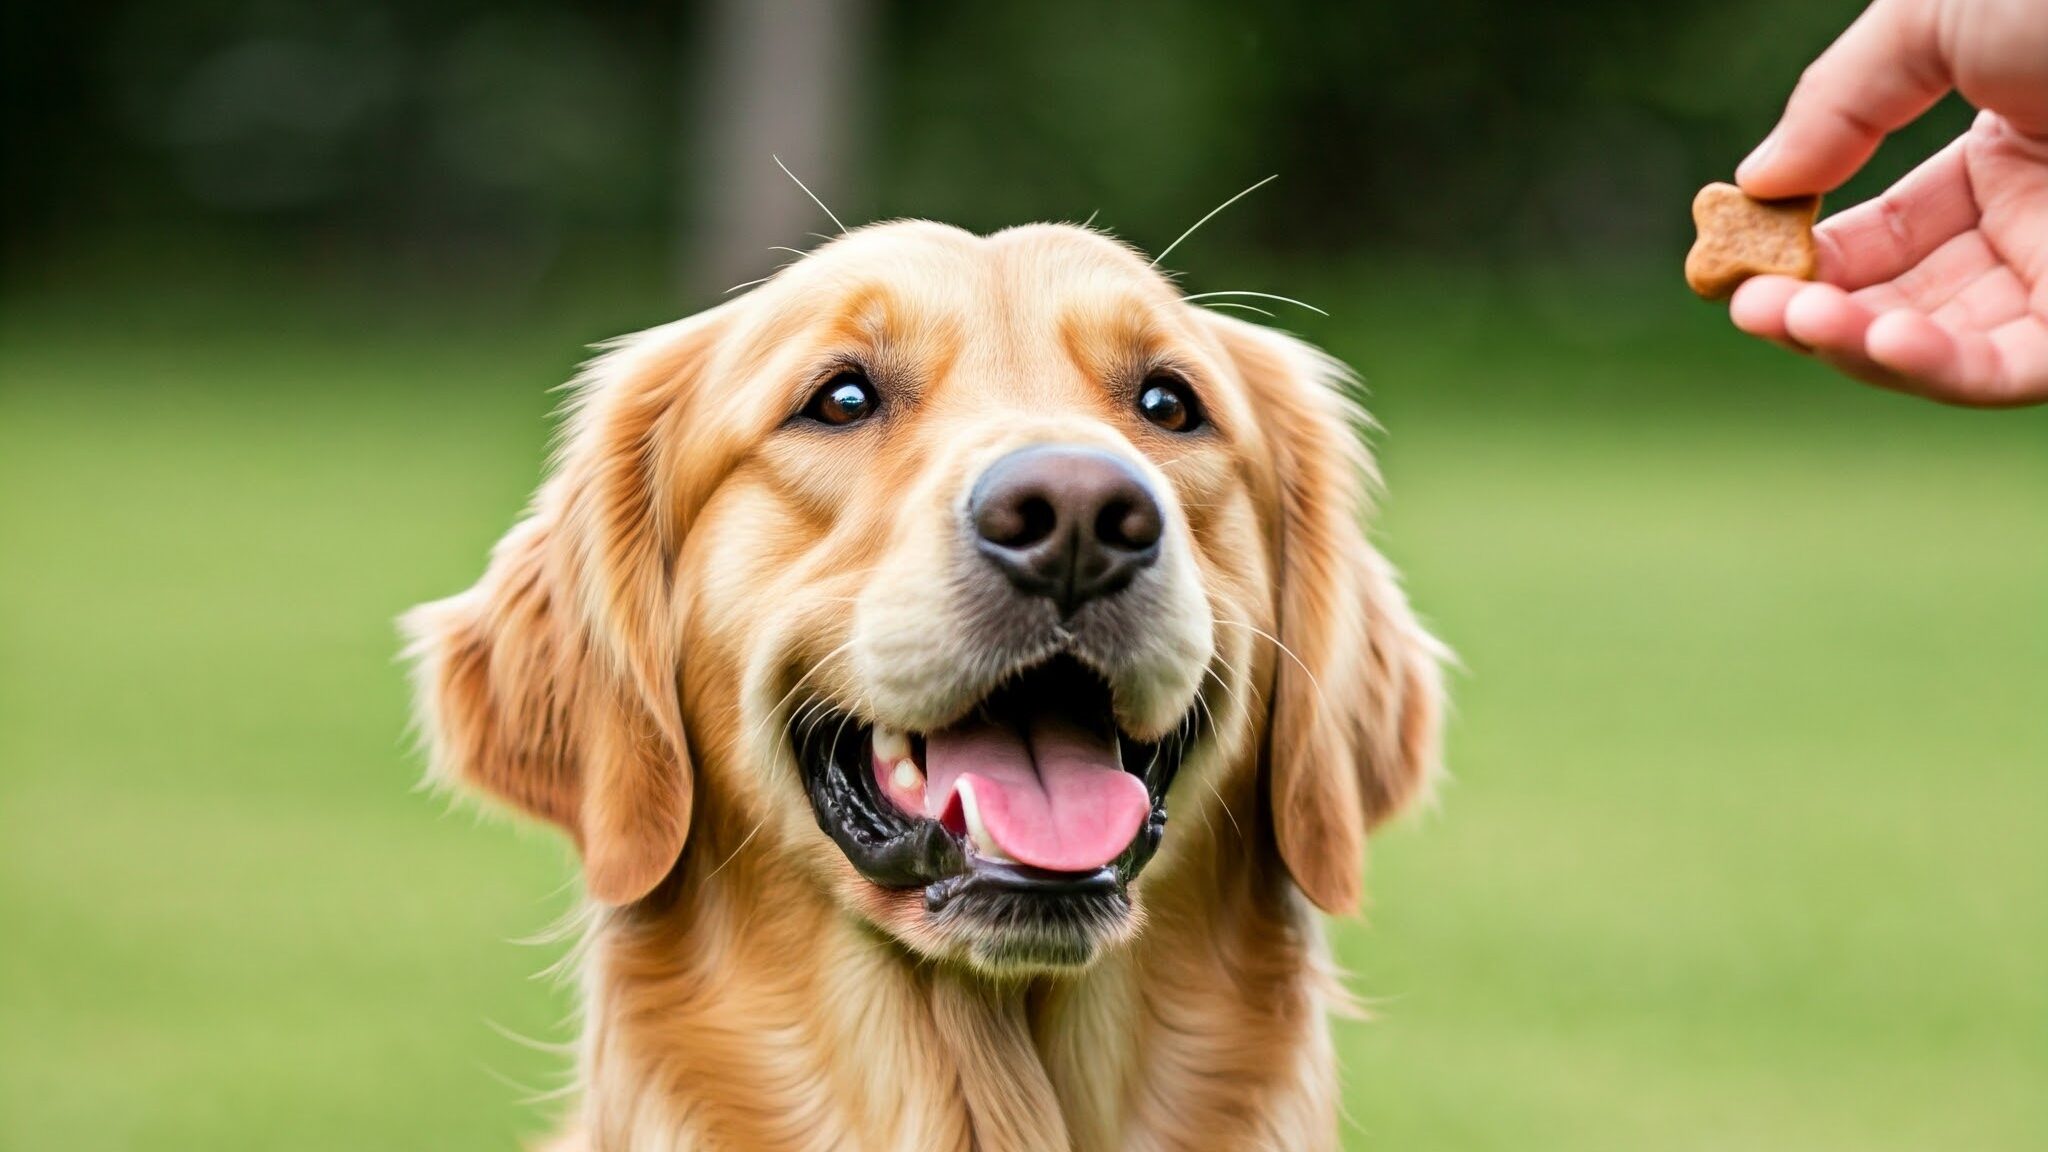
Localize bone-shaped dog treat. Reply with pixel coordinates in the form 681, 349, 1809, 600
1685, 182, 1821, 301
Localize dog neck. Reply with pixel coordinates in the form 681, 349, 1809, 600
566, 773, 1346, 1152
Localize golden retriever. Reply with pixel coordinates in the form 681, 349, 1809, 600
404, 220, 1444, 1152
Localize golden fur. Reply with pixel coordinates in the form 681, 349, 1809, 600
405, 221, 1444, 1151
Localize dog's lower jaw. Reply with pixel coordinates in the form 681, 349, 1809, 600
567, 788, 1344, 1152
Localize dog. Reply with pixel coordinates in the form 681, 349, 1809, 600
404, 220, 1444, 1151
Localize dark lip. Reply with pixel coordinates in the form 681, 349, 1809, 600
792, 654, 1192, 911
919, 857, 1123, 914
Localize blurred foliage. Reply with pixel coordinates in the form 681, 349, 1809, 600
3, 0, 1980, 286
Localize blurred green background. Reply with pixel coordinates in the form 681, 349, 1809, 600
3, 1, 2045, 1149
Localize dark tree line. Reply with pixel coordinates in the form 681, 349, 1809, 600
5, 0, 1966, 288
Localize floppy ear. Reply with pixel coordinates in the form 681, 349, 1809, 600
1209, 316, 1447, 915
402, 314, 726, 905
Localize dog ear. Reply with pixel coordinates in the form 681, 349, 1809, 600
1206, 315, 1447, 915
403, 313, 728, 905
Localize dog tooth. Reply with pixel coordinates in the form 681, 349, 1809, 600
956, 779, 1014, 863
872, 724, 912, 765
890, 758, 924, 796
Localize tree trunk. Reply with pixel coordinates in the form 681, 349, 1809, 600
684, 0, 872, 302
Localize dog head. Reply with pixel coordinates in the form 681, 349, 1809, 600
404, 221, 1442, 973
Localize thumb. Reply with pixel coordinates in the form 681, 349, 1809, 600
1737, 0, 1953, 199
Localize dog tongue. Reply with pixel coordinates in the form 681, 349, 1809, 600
924, 712, 1149, 873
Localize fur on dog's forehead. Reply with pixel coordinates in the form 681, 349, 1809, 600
705, 220, 1253, 432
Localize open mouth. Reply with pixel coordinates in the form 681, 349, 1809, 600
793, 655, 1191, 915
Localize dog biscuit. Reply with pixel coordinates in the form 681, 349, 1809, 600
1685, 182, 1820, 301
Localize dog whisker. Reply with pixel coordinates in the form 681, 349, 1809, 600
1150, 173, 1278, 269
1181, 692, 1239, 846
701, 813, 769, 884
1196, 301, 1276, 318
793, 695, 839, 748
1192, 669, 1249, 846
1201, 660, 1250, 725
1201, 776, 1243, 846
773, 154, 847, 233
1212, 616, 1327, 715
745, 637, 860, 753
1182, 290, 1329, 317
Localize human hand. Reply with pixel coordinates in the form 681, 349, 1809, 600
1728, 0, 2048, 407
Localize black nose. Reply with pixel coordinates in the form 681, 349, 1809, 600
969, 445, 1164, 615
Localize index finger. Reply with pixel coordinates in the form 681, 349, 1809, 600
1737, 0, 1954, 199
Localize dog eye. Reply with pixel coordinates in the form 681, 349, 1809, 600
803, 371, 878, 426
1137, 376, 1202, 433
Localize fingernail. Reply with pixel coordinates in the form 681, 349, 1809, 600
1736, 131, 1779, 183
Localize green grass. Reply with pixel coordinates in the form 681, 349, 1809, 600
3, 267, 2043, 1150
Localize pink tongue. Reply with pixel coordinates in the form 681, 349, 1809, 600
923, 713, 1149, 873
